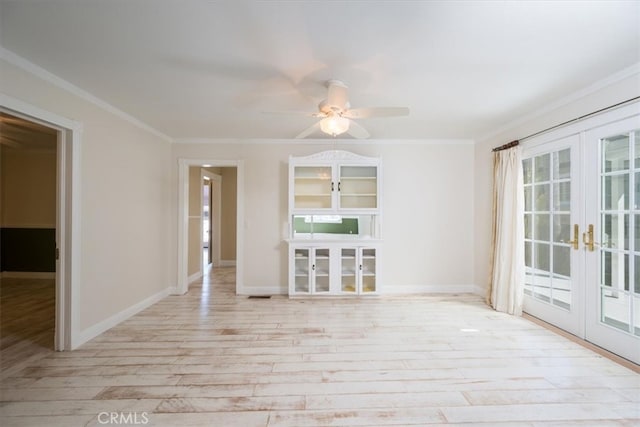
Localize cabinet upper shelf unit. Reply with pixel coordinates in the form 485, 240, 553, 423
289, 150, 380, 214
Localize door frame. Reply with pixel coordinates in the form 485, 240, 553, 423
200, 169, 222, 271
1, 94, 82, 351
177, 159, 243, 295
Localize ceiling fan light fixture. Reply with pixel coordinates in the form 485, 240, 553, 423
320, 115, 349, 137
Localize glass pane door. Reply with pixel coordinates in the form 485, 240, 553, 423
585, 118, 640, 365
341, 248, 357, 293
294, 248, 310, 293
293, 166, 332, 209
523, 150, 572, 308
339, 166, 377, 209
600, 133, 633, 332
361, 248, 377, 293
313, 248, 331, 293
522, 136, 584, 337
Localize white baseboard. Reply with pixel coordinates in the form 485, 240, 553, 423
169, 286, 185, 296
187, 272, 202, 284
385, 284, 481, 295
1, 271, 55, 279
470, 284, 485, 296
73, 287, 171, 349
218, 260, 236, 267
237, 284, 483, 297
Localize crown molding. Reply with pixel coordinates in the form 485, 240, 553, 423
173, 137, 475, 145
0, 46, 174, 143
477, 62, 640, 143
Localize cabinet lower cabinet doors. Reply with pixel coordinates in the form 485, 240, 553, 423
289, 246, 378, 296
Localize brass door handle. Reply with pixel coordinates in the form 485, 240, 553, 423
583, 224, 599, 252
567, 224, 579, 250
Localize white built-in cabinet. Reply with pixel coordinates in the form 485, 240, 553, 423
287, 151, 381, 297
289, 244, 378, 295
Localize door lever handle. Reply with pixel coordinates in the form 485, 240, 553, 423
567, 224, 579, 250
583, 224, 599, 252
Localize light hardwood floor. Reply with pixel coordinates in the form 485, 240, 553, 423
1, 267, 638, 426
0, 278, 55, 378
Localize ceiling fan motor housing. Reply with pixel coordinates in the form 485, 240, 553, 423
318, 99, 350, 116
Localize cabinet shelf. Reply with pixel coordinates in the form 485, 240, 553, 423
340, 177, 376, 180
295, 177, 331, 180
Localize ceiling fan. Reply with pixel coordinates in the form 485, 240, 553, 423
268, 79, 410, 139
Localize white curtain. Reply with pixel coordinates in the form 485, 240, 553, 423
488, 146, 525, 315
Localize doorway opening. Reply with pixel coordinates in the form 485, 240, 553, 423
200, 169, 222, 277
0, 99, 79, 359
203, 176, 211, 269
178, 159, 243, 295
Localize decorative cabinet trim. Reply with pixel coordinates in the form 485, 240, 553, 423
292, 150, 380, 163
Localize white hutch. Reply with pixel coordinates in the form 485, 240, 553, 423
287, 150, 381, 296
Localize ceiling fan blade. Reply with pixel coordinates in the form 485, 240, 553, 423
343, 106, 410, 119
262, 110, 324, 117
296, 121, 321, 139
346, 120, 370, 139
326, 80, 349, 109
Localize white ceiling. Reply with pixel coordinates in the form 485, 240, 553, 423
1, 0, 638, 140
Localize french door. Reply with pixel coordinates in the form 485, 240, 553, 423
523, 135, 584, 337
584, 118, 639, 363
523, 111, 640, 364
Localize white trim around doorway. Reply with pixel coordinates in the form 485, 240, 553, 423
0, 93, 82, 351
177, 159, 244, 295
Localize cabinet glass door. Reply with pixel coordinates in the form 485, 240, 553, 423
341, 248, 357, 293
361, 248, 377, 293
313, 248, 331, 293
294, 248, 310, 293
339, 166, 377, 209
294, 166, 333, 209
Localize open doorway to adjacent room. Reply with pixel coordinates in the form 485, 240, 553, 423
0, 104, 77, 371
201, 169, 222, 275
182, 162, 240, 292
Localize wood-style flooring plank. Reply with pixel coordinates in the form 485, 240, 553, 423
1, 267, 638, 426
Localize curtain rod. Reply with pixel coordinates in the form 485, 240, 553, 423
492, 140, 519, 152
491, 95, 640, 152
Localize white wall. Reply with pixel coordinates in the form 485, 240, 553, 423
474, 69, 640, 295
171, 140, 476, 294
0, 58, 173, 341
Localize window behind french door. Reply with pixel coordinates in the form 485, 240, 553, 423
522, 107, 640, 364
